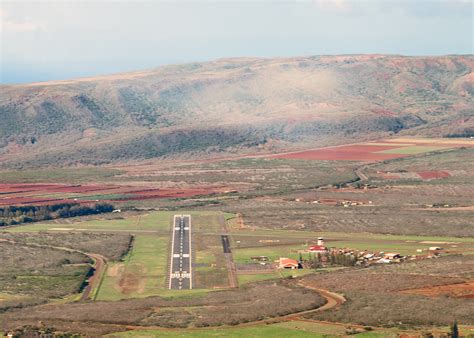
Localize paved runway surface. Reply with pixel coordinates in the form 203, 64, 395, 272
168, 215, 192, 289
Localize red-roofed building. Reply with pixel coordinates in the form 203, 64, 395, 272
279, 257, 299, 269
309, 245, 327, 253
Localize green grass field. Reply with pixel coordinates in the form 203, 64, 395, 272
230, 229, 474, 256
95, 233, 169, 300
109, 320, 471, 337
0, 167, 123, 183
90, 211, 231, 300
6, 212, 174, 233
110, 325, 322, 337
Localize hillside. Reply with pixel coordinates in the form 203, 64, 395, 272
1, 55, 473, 168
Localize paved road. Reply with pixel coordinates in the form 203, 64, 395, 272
168, 215, 192, 290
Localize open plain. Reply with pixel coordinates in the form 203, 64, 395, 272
0, 135, 473, 336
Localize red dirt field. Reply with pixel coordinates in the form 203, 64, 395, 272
0, 184, 224, 206
418, 171, 451, 180
0, 197, 79, 206
272, 144, 408, 161
400, 280, 474, 299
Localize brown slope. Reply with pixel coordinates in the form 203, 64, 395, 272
0, 55, 472, 167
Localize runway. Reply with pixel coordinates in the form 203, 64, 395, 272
168, 214, 192, 289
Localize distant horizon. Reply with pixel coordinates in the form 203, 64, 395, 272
2, 53, 473, 86
1, 1, 472, 84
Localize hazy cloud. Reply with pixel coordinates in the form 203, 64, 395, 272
0, 0, 472, 84
0, 7, 46, 33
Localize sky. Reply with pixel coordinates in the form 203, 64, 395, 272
0, 0, 472, 84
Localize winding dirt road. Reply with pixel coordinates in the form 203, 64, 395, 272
79, 253, 107, 301
294, 280, 346, 315
123, 279, 346, 333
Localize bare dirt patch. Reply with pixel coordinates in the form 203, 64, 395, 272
272, 144, 407, 161
118, 264, 146, 294
400, 280, 474, 298
418, 170, 451, 180
107, 264, 124, 277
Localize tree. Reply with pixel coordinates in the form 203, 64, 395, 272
450, 321, 459, 338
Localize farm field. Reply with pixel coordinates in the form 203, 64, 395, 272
271, 137, 473, 162
0, 183, 226, 206
110, 318, 474, 337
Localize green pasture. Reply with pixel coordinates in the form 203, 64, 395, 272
95, 233, 169, 300
110, 325, 318, 337
376, 146, 448, 155
73, 193, 135, 201
90, 211, 230, 300
230, 230, 474, 258
0, 167, 122, 183
233, 244, 304, 264
6, 212, 176, 232
110, 320, 448, 337
237, 272, 279, 285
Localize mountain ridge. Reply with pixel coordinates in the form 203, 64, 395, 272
1, 54, 472, 168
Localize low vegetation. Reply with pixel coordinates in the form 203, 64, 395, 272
0, 232, 133, 261
0, 279, 325, 335
303, 255, 474, 327
0, 241, 90, 312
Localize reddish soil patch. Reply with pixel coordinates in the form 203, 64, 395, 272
400, 280, 474, 298
0, 183, 223, 206
273, 145, 407, 162
0, 197, 78, 206
119, 272, 141, 294
118, 264, 145, 294
418, 171, 451, 180
375, 171, 401, 180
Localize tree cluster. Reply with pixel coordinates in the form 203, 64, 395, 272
0, 203, 114, 226
308, 251, 357, 269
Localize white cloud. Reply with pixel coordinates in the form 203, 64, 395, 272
0, 6, 46, 33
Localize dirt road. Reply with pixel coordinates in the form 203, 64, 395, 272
124, 280, 346, 332
80, 253, 107, 301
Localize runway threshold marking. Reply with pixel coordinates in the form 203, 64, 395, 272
168, 214, 192, 290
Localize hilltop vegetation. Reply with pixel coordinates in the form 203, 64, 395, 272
0, 55, 472, 167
